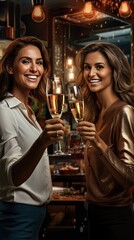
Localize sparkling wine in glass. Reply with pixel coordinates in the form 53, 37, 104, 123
46, 76, 66, 155
67, 84, 85, 149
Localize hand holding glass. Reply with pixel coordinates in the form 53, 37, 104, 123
67, 84, 85, 149
46, 77, 65, 155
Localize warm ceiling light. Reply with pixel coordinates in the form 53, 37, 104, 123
66, 57, 73, 67
83, 1, 95, 18
119, 1, 132, 18
31, 0, 45, 23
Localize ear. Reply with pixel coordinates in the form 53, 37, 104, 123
6, 65, 13, 74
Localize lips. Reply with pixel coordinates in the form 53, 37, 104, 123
25, 75, 39, 81
89, 79, 101, 84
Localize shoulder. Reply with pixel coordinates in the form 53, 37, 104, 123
0, 100, 18, 130
116, 102, 134, 119
114, 102, 134, 132
109, 100, 134, 130
111, 100, 133, 116
106, 100, 133, 122
0, 100, 13, 117
0, 100, 11, 114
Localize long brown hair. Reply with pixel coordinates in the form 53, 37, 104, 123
0, 36, 51, 102
75, 42, 134, 122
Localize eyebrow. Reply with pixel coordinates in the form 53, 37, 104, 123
19, 56, 43, 60
84, 62, 105, 65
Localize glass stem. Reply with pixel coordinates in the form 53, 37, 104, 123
57, 140, 62, 151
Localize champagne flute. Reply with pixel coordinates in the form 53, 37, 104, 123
46, 76, 66, 155
67, 84, 85, 149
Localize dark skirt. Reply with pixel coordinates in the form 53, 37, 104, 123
0, 201, 46, 240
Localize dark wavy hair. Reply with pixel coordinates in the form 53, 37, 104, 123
75, 42, 134, 122
0, 36, 51, 103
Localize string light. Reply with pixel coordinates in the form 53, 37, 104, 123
83, 2, 95, 18
31, 0, 45, 23
119, 1, 132, 18
83, 0, 132, 19
66, 57, 73, 67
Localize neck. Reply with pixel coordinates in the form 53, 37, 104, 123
96, 89, 119, 111
11, 89, 30, 106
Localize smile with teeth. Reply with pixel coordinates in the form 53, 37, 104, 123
89, 79, 101, 84
26, 75, 38, 81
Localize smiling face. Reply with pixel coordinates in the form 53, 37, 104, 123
8, 44, 44, 97
83, 51, 113, 95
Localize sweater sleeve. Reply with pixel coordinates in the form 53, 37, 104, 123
100, 105, 134, 188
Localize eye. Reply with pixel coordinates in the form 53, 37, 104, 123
36, 60, 43, 65
21, 59, 30, 64
83, 65, 91, 70
96, 65, 104, 70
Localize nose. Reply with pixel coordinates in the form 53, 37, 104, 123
30, 62, 37, 72
89, 67, 96, 77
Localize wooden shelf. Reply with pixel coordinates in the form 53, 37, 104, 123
49, 152, 84, 160
52, 173, 85, 182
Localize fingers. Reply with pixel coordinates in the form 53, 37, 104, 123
46, 118, 65, 126
45, 119, 65, 132
77, 121, 96, 141
77, 121, 96, 135
55, 130, 63, 139
78, 121, 94, 128
43, 118, 65, 142
56, 131, 59, 137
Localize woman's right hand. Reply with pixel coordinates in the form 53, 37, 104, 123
41, 118, 65, 147
77, 120, 108, 153
11, 117, 65, 186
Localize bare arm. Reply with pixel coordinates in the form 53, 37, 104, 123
12, 118, 65, 186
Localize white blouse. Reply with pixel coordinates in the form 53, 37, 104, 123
0, 94, 52, 206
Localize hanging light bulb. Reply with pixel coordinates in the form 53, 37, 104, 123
31, 0, 45, 23
119, 1, 132, 18
66, 57, 73, 67
83, 1, 95, 18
